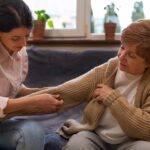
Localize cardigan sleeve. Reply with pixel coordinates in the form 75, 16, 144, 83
26, 67, 98, 110
25, 57, 118, 112
25, 59, 111, 110
103, 88, 150, 141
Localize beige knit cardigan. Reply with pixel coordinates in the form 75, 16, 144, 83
28, 57, 150, 141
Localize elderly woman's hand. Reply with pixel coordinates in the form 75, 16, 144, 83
93, 84, 113, 103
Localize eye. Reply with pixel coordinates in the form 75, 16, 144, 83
11, 36, 20, 41
120, 45, 125, 51
128, 53, 137, 58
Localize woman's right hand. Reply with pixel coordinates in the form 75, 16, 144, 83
4, 94, 64, 117
31, 94, 64, 113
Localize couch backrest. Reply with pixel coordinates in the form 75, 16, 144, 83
24, 47, 117, 87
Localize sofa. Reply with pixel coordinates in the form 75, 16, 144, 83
23, 46, 117, 149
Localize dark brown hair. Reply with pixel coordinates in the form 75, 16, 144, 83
0, 0, 33, 32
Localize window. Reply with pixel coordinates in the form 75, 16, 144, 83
24, 0, 150, 38
24, 0, 86, 37
90, 0, 150, 34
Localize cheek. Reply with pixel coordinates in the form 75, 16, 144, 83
117, 49, 121, 57
4, 41, 14, 49
128, 62, 147, 74
1, 38, 16, 51
128, 60, 138, 68
1, 37, 12, 46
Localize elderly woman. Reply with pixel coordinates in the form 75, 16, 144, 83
28, 19, 150, 150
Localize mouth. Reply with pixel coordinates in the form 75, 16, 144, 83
119, 62, 127, 68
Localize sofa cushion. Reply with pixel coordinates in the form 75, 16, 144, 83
24, 47, 117, 87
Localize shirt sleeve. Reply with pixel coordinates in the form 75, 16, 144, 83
0, 96, 9, 118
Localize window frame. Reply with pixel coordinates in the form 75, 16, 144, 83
26, 0, 148, 40
26, 0, 121, 39
44, 0, 87, 37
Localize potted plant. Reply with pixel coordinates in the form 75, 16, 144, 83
32, 10, 54, 40
131, 1, 145, 22
103, 2, 120, 40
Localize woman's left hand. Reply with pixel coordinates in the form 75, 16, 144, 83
93, 84, 113, 103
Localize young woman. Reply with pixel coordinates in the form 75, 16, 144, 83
0, 0, 63, 149
29, 19, 150, 150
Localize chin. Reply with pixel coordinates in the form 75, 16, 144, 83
13, 48, 21, 52
119, 66, 129, 73
119, 64, 126, 71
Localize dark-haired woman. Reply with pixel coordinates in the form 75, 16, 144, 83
0, 0, 63, 149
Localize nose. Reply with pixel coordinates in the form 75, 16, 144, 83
18, 37, 27, 47
118, 50, 127, 61
21, 38, 27, 46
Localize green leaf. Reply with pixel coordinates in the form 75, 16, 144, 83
47, 20, 54, 29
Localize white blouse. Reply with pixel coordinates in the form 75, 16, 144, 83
96, 69, 142, 144
0, 43, 28, 118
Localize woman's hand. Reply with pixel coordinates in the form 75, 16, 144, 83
31, 94, 64, 113
4, 94, 64, 116
93, 84, 113, 103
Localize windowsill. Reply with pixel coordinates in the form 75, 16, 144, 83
27, 37, 121, 46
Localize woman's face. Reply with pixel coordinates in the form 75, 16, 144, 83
0, 27, 30, 55
118, 43, 150, 75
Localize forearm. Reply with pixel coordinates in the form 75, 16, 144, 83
3, 97, 40, 117
104, 90, 150, 140
3, 93, 63, 118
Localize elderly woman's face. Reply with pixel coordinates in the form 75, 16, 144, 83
117, 43, 150, 75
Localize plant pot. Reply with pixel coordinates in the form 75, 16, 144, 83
104, 23, 116, 40
32, 20, 45, 40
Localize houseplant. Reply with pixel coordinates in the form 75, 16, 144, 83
103, 2, 120, 40
131, 1, 145, 22
32, 10, 54, 39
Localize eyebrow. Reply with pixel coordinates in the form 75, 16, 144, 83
11, 34, 29, 38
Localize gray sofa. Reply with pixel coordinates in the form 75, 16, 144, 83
24, 46, 117, 149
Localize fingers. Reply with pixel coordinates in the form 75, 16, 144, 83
63, 122, 70, 128
93, 84, 104, 102
93, 88, 102, 99
51, 99, 63, 112
61, 126, 70, 135
52, 94, 60, 99
46, 93, 63, 106
95, 96, 103, 104
96, 84, 103, 88
45, 95, 64, 112
93, 84, 103, 96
